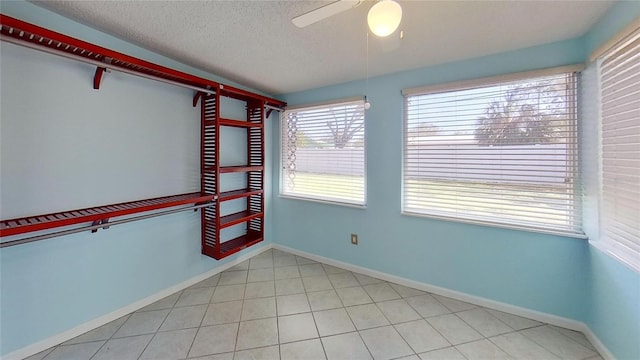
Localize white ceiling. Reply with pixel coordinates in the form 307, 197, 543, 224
32, 0, 614, 96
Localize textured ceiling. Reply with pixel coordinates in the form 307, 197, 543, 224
32, 0, 614, 95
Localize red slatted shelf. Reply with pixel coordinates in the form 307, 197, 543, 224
220, 166, 264, 173
202, 230, 263, 259
218, 118, 263, 128
219, 189, 264, 202
204, 119, 262, 128
0, 192, 214, 237
218, 210, 262, 229
203, 165, 263, 173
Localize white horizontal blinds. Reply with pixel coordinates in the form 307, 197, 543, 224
403, 70, 582, 236
281, 99, 365, 205
599, 28, 640, 270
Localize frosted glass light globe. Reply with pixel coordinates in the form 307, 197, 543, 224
367, 0, 402, 37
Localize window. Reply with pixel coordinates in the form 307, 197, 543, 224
597, 27, 640, 271
280, 98, 366, 206
402, 67, 583, 237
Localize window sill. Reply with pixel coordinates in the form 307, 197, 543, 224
401, 211, 588, 240
589, 240, 640, 274
278, 195, 366, 209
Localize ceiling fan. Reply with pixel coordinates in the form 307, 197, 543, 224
292, 0, 403, 37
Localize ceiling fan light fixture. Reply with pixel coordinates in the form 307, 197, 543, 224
367, 0, 402, 37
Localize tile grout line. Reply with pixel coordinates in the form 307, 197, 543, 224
339, 280, 394, 359
451, 305, 516, 339
35, 249, 603, 360
273, 254, 283, 360
233, 265, 249, 357
135, 332, 155, 360
269, 251, 280, 359
517, 324, 595, 359
485, 332, 534, 360
400, 292, 459, 351
275, 253, 590, 358
365, 287, 418, 356
83, 312, 133, 360
292, 255, 326, 359
351, 313, 378, 360
186, 274, 219, 360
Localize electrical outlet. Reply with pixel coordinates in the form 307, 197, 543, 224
351, 233, 358, 245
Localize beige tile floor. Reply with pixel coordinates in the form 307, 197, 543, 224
26, 249, 602, 360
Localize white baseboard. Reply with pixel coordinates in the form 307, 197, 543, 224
6, 243, 614, 360
273, 244, 614, 360
1, 244, 273, 360
582, 326, 615, 360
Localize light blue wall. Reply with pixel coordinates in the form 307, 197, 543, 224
274, 37, 590, 320
588, 251, 640, 359
0, 1, 277, 356
584, 0, 640, 57
274, 4, 640, 360
2, 0, 639, 358
582, 3, 640, 359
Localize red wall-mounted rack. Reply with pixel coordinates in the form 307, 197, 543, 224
0, 193, 215, 248
0, 193, 214, 238
0, 14, 284, 108
0, 14, 285, 258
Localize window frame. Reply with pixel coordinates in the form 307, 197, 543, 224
279, 97, 367, 208
401, 65, 586, 238
592, 26, 640, 273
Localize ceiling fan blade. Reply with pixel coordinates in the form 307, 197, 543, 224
292, 0, 363, 28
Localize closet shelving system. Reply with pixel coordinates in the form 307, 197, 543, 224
0, 14, 286, 259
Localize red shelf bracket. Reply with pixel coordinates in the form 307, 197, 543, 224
93, 67, 106, 90
193, 91, 204, 107
90, 218, 110, 233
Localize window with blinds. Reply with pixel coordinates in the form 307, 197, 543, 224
598, 28, 640, 271
281, 98, 366, 206
402, 67, 583, 237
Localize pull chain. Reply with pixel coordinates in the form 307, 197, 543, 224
365, 30, 371, 109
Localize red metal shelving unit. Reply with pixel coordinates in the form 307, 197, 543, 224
0, 15, 285, 255
199, 88, 274, 259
